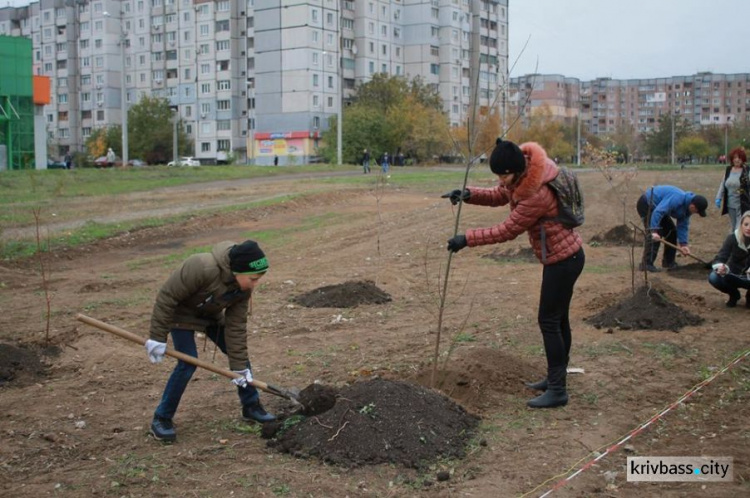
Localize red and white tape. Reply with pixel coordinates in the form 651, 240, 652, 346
523, 348, 750, 498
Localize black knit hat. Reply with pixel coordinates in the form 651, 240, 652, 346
229, 240, 269, 274
489, 138, 526, 175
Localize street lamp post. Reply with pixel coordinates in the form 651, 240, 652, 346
724, 116, 731, 160
171, 109, 178, 166
104, 12, 128, 167
336, 3, 342, 166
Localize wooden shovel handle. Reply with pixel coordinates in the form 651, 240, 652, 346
75, 314, 295, 401
656, 238, 711, 266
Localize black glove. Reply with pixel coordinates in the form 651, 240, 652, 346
447, 235, 468, 253
441, 189, 470, 205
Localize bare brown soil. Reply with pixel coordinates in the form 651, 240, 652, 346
1, 167, 749, 497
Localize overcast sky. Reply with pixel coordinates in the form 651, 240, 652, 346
509, 0, 749, 80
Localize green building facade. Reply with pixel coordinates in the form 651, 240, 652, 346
0, 35, 34, 170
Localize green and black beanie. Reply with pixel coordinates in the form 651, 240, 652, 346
229, 240, 269, 274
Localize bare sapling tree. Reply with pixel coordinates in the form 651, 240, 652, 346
585, 143, 638, 226
430, 40, 536, 387
32, 208, 53, 344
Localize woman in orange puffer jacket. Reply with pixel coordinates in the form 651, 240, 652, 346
443, 139, 585, 408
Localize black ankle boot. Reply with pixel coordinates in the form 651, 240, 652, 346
527, 366, 568, 409
525, 378, 548, 391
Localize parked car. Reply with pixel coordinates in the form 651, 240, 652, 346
128, 159, 148, 167
94, 156, 122, 167
47, 159, 67, 169
167, 157, 200, 167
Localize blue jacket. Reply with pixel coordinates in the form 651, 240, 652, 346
644, 185, 698, 245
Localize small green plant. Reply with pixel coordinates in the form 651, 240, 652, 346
359, 402, 377, 418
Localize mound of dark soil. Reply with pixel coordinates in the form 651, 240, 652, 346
413, 348, 542, 412
483, 246, 537, 263
0, 343, 53, 387
266, 379, 479, 468
589, 224, 634, 246
585, 286, 703, 331
293, 280, 391, 308
664, 262, 712, 281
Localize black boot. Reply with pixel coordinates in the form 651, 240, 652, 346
525, 355, 568, 391
525, 378, 548, 391
527, 365, 568, 409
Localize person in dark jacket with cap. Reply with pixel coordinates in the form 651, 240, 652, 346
441, 139, 585, 409
145, 240, 274, 442
636, 185, 708, 272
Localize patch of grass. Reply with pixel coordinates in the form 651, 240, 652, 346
109, 453, 163, 484
641, 341, 694, 366
452, 332, 477, 343
584, 264, 632, 274
581, 392, 599, 405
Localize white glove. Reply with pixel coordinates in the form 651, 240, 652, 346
231, 368, 253, 388
145, 339, 167, 364
712, 263, 727, 275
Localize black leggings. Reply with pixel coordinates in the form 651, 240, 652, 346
538, 248, 585, 369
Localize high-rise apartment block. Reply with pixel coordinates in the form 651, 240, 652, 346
0, 0, 508, 165
510, 72, 750, 137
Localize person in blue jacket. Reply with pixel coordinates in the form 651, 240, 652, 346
636, 185, 708, 272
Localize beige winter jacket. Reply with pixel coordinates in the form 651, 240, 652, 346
149, 241, 251, 370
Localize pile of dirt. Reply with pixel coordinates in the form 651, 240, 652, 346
0, 343, 53, 387
413, 348, 542, 412
663, 262, 712, 281
483, 246, 537, 263
589, 224, 635, 246
585, 286, 704, 332
265, 379, 479, 469
293, 280, 391, 308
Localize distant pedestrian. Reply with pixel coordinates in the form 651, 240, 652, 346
381, 152, 390, 174
362, 149, 371, 174
273, 155, 279, 166
64, 152, 72, 170
106, 148, 116, 168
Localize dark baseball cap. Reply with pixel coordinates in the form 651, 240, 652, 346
691, 195, 708, 217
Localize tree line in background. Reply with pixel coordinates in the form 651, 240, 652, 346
322, 74, 749, 166
72, 75, 747, 168
82, 96, 193, 166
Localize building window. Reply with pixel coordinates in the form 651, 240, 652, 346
217, 120, 231, 130
216, 40, 230, 51
217, 139, 230, 151
217, 100, 230, 110
217, 80, 231, 91
201, 142, 211, 152
201, 83, 211, 94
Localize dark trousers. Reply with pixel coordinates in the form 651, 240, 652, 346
708, 271, 750, 298
154, 327, 258, 420
538, 248, 585, 373
636, 194, 677, 266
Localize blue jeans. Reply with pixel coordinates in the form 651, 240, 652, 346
154, 328, 259, 420
708, 271, 750, 298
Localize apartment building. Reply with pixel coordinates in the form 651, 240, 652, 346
510, 72, 750, 137
0, 0, 508, 165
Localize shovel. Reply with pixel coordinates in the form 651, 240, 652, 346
75, 314, 302, 407
628, 222, 712, 267
656, 238, 712, 267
